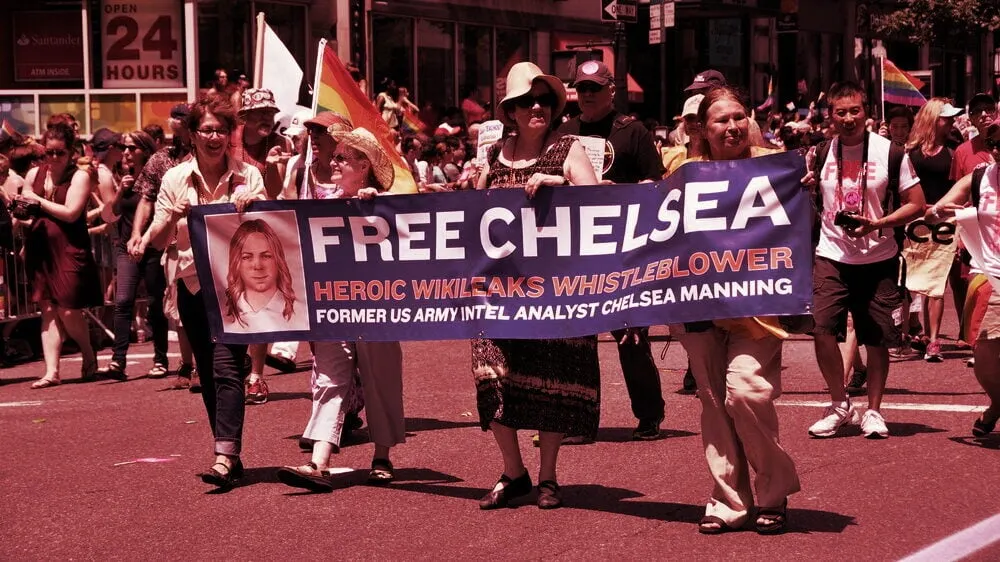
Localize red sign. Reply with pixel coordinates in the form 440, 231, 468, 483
12, 11, 85, 82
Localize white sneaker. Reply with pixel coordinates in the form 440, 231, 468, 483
861, 409, 890, 439
808, 402, 859, 438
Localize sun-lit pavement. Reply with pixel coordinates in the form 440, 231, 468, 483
2, 321, 998, 560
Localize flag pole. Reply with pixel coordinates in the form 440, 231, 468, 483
253, 13, 265, 88
879, 56, 886, 123
301, 39, 328, 198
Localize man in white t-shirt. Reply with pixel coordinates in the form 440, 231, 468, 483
804, 81, 926, 439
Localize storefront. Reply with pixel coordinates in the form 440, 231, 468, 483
0, 0, 310, 137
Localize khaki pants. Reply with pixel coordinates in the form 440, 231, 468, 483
675, 325, 801, 527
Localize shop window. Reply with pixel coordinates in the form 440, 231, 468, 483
416, 21, 455, 110
197, 2, 251, 90
371, 16, 414, 100
91, 94, 137, 133
0, 96, 37, 136
458, 25, 493, 117
39, 95, 88, 135
496, 28, 530, 101
141, 92, 189, 128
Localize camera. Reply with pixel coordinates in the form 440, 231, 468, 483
9, 197, 41, 220
834, 210, 863, 229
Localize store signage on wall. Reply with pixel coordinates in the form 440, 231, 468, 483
101, 0, 183, 88
12, 12, 85, 82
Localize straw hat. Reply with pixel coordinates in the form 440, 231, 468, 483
498, 62, 566, 125
329, 127, 395, 191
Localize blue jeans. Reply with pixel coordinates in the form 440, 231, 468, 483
111, 245, 168, 368
177, 281, 249, 457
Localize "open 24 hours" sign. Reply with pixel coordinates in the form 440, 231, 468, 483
101, 0, 183, 88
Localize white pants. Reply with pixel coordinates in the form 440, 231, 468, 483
270, 341, 303, 362
301, 341, 405, 449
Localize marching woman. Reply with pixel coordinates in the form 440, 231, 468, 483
666, 86, 800, 534
473, 62, 598, 510
19, 123, 103, 388
923, 116, 1000, 438
140, 96, 265, 487
276, 126, 404, 492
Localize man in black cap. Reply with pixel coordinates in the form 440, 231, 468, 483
683, 69, 726, 94
558, 60, 667, 441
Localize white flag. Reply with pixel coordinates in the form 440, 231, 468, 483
260, 23, 303, 114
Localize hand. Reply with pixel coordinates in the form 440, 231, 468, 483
128, 233, 149, 260
925, 203, 964, 222
169, 197, 191, 220
524, 173, 565, 199
120, 174, 135, 191
19, 190, 42, 203
878, 123, 889, 138
232, 191, 256, 213
357, 187, 379, 200
800, 146, 818, 187
844, 215, 879, 238
265, 146, 290, 166
599, 179, 615, 185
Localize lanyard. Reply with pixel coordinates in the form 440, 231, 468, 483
834, 131, 870, 211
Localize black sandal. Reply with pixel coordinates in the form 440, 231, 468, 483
367, 458, 394, 485
197, 458, 244, 489
698, 515, 736, 534
277, 462, 334, 493
537, 480, 562, 509
972, 414, 998, 437
755, 500, 788, 535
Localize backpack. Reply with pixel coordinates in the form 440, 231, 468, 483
971, 166, 987, 208
810, 133, 906, 251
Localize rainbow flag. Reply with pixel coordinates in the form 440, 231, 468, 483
401, 107, 426, 135
882, 58, 927, 107
312, 40, 416, 193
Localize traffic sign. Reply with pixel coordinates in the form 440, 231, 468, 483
602, 0, 637, 23
650, 0, 675, 28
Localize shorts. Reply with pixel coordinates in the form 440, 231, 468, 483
812, 256, 904, 348
964, 276, 1000, 342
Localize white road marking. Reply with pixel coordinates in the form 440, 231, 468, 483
899, 513, 1000, 562
777, 400, 987, 413
0, 401, 43, 408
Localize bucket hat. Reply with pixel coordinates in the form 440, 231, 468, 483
498, 62, 566, 125
239, 88, 279, 115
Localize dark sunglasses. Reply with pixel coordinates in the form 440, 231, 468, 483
45, 149, 68, 157
119, 144, 138, 151
576, 83, 605, 94
512, 93, 557, 109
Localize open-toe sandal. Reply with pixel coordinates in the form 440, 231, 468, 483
698, 515, 736, 534
97, 361, 126, 382
197, 459, 244, 489
973, 414, 998, 437
31, 377, 61, 389
755, 501, 788, 535
277, 462, 334, 492
147, 364, 168, 379
367, 458, 394, 485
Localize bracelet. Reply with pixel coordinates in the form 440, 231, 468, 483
929, 205, 942, 218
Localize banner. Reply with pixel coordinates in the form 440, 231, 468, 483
101, 0, 183, 88
190, 152, 813, 343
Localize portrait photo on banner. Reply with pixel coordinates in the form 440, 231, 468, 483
204, 210, 311, 334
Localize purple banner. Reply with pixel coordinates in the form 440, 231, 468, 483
189, 151, 812, 343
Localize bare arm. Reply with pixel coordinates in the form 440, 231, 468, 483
925, 173, 973, 220
26, 169, 93, 223
564, 140, 598, 186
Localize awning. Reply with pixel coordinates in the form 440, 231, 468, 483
566, 74, 644, 104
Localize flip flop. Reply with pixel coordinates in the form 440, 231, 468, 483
277, 463, 334, 492
30, 377, 60, 389
698, 515, 736, 534
367, 458, 394, 485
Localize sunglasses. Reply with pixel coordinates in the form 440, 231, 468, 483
114, 143, 138, 151
45, 149, 68, 157
512, 93, 557, 109
332, 153, 360, 165
576, 83, 605, 94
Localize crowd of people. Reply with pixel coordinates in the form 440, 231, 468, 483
0, 58, 998, 534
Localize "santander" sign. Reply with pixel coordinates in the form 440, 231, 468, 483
12, 11, 85, 82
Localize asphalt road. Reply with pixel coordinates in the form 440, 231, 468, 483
2, 322, 998, 560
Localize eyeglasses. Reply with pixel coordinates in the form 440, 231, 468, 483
576, 83, 605, 94
45, 149, 68, 157
196, 128, 230, 138
512, 93, 557, 109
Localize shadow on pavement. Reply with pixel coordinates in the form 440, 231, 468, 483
881, 388, 983, 397
884, 421, 947, 437
786, 508, 857, 534
264, 391, 311, 402
404, 417, 481, 432
595, 427, 698, 442
947, 435, 1000, 450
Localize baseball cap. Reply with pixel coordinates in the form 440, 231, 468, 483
304, 111, 354, 135
969, 93, 997, 114
573, 61, 614, 88
939, 103, 964, 118
682, 94, 705, 118
91, 128, 122, 160
684, 69, 726, 93
169, 103, 190, 119
283, 108, 315, 137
